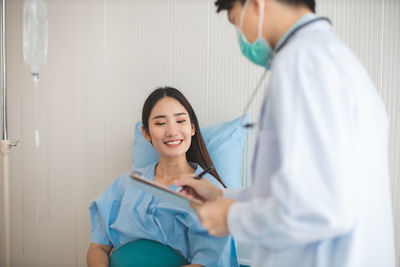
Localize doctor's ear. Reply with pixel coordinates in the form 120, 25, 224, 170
141, 125, 152, 143
252, 0, 266, 14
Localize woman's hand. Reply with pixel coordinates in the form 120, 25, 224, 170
87, 243, 112, 267
175, 174, 223, 202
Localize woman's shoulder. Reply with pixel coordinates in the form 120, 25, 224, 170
92, 163, 157, 206
95, 163, 156, 199
130, 162, 157, 181
95, 173, 130, 200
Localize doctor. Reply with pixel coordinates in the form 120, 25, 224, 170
176, 0, 396, 266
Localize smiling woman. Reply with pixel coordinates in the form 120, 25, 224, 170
87, 87, 238, 267
143, 97, 196, 170
141, 87, 225, 187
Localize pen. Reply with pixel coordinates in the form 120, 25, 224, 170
176, 166, 214, 193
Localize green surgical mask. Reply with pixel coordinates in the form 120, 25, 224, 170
237, 0, 273, 69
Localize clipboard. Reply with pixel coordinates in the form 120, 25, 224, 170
129, 173, 202, 212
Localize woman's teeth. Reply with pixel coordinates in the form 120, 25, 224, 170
166, 140, 182, 145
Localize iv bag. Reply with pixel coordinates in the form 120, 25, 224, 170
23, 0, 48, 83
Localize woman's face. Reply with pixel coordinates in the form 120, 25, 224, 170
142, 97, 195, 160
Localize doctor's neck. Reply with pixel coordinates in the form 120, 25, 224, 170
263, 1, 313, 49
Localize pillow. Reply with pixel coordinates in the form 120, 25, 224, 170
132, 116, 247, 188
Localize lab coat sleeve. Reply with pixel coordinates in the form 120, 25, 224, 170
206, 174, 251, 201
227, 43, 361, 249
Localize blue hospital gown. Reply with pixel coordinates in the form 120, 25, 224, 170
89, 162, 239, 267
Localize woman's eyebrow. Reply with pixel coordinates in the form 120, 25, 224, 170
152, 115, 166, 120
174, 112, 187, 117
151, 112, 187, 120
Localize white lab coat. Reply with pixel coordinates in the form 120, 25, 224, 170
225, 19, 396, 267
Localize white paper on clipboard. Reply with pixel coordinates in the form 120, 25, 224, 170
129, 173, 202, 212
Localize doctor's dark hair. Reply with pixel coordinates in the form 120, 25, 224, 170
215, 0, 315, 13
142, 87, 226, 188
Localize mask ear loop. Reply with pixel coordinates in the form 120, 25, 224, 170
239, 0, 249, 30
257, 0, 265, 38
239, 0, 265, 40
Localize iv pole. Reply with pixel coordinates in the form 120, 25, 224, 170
1, 1, 18, 266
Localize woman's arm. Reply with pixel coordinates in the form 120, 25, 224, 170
87, 243, 113, 267
183, 264, 203, 267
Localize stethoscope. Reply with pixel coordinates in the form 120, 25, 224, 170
240, 17, 332, 129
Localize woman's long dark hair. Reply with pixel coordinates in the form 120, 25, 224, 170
142, 86, 226, 188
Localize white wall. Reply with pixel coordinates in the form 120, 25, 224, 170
0, 0, 399, 266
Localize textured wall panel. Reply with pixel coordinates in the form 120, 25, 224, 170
382, 2, 400, 266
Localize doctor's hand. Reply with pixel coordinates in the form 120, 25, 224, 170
192, 197, 236, 236
175, 174, 223, 202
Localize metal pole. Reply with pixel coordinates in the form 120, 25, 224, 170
2, 0, 6, 141
1, 0, 11, 266
1, 141, 11, 267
